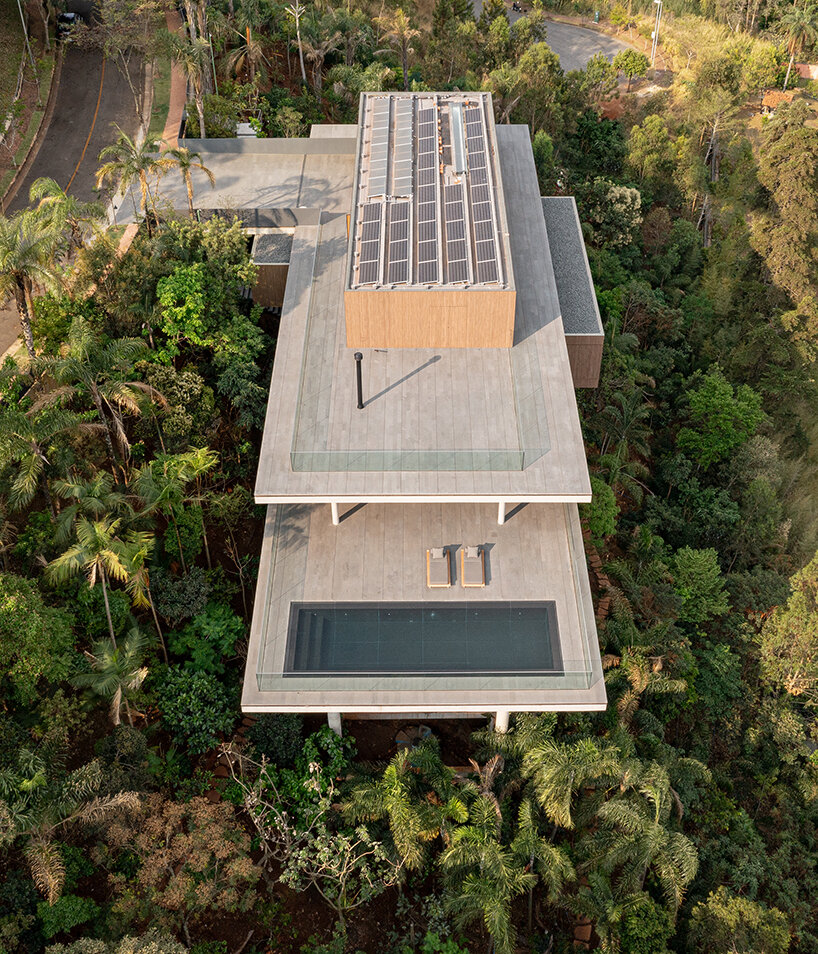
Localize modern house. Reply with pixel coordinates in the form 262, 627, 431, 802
175, 91, 607, 733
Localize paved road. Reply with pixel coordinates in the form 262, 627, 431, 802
471, 0, 630, 70
7, 0, 142, 213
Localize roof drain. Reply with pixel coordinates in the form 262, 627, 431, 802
450, 103, 467, 176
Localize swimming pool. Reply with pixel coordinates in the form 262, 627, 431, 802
284, 601, 562, 675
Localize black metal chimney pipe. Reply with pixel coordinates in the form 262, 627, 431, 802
354, 352, 364, 409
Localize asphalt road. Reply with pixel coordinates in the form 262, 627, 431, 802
7, 43, 142, 212
471, 0, 630, 70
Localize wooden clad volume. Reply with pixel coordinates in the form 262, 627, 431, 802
344, 288, 517, 349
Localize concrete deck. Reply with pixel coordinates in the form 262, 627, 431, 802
254, 125, 591, 502
242, 501, 606, 713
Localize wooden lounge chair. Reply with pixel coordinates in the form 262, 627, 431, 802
461, 545, 485, 587
426, 547, 451, 588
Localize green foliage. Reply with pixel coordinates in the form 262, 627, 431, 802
45, 931, 187, 954
0, 572, 75, 704
677, 366, 764, 469
670, 546, 729, 624
167, 602, 244, 675
612, 48, 650, 86
155, 667, 236, 754
580, 176, 643, 248
161, 505, 204, 567
72, 581, 131, 643
95, 725, 153, 794
140, 364, 216, 454
155, 262, 217, 362
32, 294, 100, 356
151, 566, 210, 626
689, 886, 790, 953
201, 92, 240, 137
37, 895, 100, 941
246, 713, 305, 768
618, 894, 674, 954
581, 475, 619, 547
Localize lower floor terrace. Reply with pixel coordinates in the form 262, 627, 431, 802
241, 501, 606, 729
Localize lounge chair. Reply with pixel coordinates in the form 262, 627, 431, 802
426, 547, 451, 588
461, 545, 485, 587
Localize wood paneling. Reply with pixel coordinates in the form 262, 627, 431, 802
565, 335, 603, 388
344, 289, 516, 348
253, 265, 289, 309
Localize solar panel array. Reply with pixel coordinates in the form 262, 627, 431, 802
358, 202, 383, 285
367, 98, 390, 198
465, 106, 500, 285
416, 105, 439, 285
353, 94, 506, 289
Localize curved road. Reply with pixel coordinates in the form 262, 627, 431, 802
471, 0, 630, 69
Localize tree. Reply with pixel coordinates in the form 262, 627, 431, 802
0, 210, 62, 359
285, 1, 308, 85
302, 29, 342, 101
53, 472, 131, 545
35, 316, 161, 468
676, 366, 764, 470
164, 147, 215, 217
581, 475, 620, 548
586, 763, 699, 912
105, 794, 259, 946
28, 178, 105, 254
376, 8, 420, 91
45, 931, 187, 954
613, 49, 650, 92
96, 128, 174, 231
758, 553, 818, 704
0, 748, 138, 904
689, 886, 790, 954
226, 27, 270, 85
0, 572, 74, 705
779, 4, 818, 91
0, 405, 88, 518
582, 52, 619, 106
171, 37, 212, 139
46, 515, 132, 648
344, 739, 469, 870
74, 0, 163, 126
72, 627, 150, 727
670, 546, 729, 624
155, 668, 235, 754
628, 115, 676, 184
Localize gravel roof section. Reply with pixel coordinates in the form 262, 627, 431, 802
541, 197, 603, 336
252, 232, 293, 264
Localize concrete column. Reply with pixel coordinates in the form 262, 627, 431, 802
497, 501, 506, 525
330, 501, 340, 525
495, 709, 510, 733
328, 712, 343, 736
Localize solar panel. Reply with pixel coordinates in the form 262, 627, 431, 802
444, 182, 469, 283
387, 202, 410, 284
392, 97, 414, 198
368, 98, 391, 197
358, 202, 383, 285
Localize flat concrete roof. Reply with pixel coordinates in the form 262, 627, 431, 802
254, 125, 591, 501
542, 197, 604, 337
241, 501, 606, 712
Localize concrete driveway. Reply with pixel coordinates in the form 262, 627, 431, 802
471, 0, 630, 70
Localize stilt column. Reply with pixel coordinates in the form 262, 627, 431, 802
328, 712, 343, 736
497, 501, 506, 525
495, 709, 510, 733
331, 502, 340, 525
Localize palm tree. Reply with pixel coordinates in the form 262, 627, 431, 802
596, 389, 652, 461
0, 210, 62, 360
302, 29, 341, 100
522, 736, 623, 829
566, 871, 641, 953
585, 762, 699, 912
227, 27, 270, 85
53, 471, 132, 544
344, 738, 470, 870
96, 127, 174, 233
780, 5, 818, 91
330, 8, 372, 66
46, 515, 131, 647
0, 746, 139, 903
34, 317, 163, 469
28, 178, 106, 254
376, 8, 420, 91
121, 530, 167, 660
440, 796, 537, 954
0, 406, 90, 518
285, 1, 308, 85
165, 147, 216, 217
171, 37, 212, 139
72, 626, 150, 726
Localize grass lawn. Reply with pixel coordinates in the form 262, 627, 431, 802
148, 53, 173, 145
0, 0, 25, 120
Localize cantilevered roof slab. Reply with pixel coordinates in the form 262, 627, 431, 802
254, 125, 591, 502
241, 501, 606, 713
